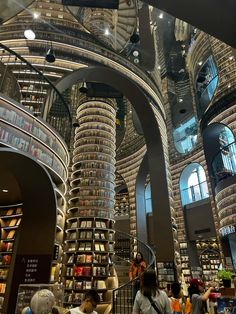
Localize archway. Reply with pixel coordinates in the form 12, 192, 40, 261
52, 65, 174, 261
0, 148, 57, 314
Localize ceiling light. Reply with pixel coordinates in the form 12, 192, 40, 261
33, 12, 40, 19
132, 50, 139, 57
159, 13, 163, 19
2, 189, 8, 193
104, 28, 110, 36
157, 65, 161, 70
24, 29, 36, 40
45, 47, 56, 63
198, 61, 203, 66
179, 98, 183, 103
133, 58, 139, 64
229, 56, 234, 61
228, 84, 231, 88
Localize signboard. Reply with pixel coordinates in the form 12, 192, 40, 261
219, 225, 236, 238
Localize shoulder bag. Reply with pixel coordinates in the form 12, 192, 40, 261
147, 295, 163, 314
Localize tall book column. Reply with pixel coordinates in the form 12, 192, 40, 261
64, 99, 117, 310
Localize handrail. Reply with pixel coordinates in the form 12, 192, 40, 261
112, 229, 156, 314
0, 42, 72, 124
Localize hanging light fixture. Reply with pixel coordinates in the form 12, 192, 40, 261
24, 29, 36, 40
45, 42, 56, 63
79, 81, 88, 93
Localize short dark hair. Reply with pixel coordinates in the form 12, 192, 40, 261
171, 282, 181, 298
84, 290, 100, 305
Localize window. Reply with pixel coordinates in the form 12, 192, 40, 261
145, 182, 152, 214
180, 163, 209, 206
173, 116, 198, 154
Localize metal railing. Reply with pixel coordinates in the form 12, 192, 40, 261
181, 180, 209, 206
0, 42, 72, 144
112, 229, 156, 314
212, 141, 236, 185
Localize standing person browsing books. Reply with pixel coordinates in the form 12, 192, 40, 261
69, 290, 100, 314
129, 251, 147, 303
132, 269, 172, 314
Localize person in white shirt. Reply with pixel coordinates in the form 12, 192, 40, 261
69, 290, 100, 314
132, 269, 172, 314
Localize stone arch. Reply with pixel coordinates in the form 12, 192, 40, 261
52, 65, 174, 261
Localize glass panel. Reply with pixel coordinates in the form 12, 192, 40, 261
173, 116, 198, 154
196, 56, 218, 117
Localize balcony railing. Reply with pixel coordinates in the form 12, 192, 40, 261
181, 181, 209, 206
212, 141, 236, 185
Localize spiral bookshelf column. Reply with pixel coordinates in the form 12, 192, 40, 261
64, 98, 117, 309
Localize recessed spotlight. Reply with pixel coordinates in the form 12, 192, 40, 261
179, 98, 183, 103
158, 65, 161, 70
198, 61, 203, 66
24, 29, 35, 40
104, 28, 110, 36
2, 189, 8, 193
132, 50, 139, 57
159, 13, 163, 19
33, 12, 40, 19
133, 58, 139, 64
229, 56, 234, 61
228, 84, 231, 88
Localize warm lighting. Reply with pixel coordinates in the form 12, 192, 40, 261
104, 28, 110, 36
198, 61, 203, 66
24, 29, 36, 40
2, 189, 8, 193
159, 13, 163, 19
229, 56, 234, 61
158, 65, 161, 70
33, 12, 40, 19
228, 84, 231, 88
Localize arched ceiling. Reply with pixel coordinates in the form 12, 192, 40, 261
0, 0, 33, 23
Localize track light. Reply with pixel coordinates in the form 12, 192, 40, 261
79, 81, 88, 93
130, 33, 140, 43
45, 47, 56, 63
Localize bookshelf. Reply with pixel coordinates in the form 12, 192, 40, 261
64, 98, 117, 309
64, 217, 116, 307
0, 204, 23, 312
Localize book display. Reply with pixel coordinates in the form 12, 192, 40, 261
197, 239, 221, 283
157, 262, 175, 289
0, 204, 23, 312
0, 97, 68, 181
64, 98, 117, 309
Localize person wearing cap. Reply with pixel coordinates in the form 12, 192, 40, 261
188, 279, 214, 314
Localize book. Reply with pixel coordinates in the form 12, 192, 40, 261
100, 244, 105, 251
80, 221, 86, 228
8, 219, 17, 227
96, 221, 101, 228
86, 221, 92, 228
86, 255, 92, 263
7, 230, 15, 239
6, 209, 14, 216
101, 222, 106, 228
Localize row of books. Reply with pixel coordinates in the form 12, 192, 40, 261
0, 269, 8, 280
67, 266, 108, 277
0, 242, 13, 252
2, 218, 21, 227
70, 220, 107, 229
0, 207, 22, 216
68, 231, 108, 240
68, 242, 111, 252
67, 254, 110, 264
65, 279, 107, 290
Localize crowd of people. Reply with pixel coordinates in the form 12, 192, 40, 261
129, 252, 216, 314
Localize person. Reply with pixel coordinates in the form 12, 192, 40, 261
132, 269, 172, 314
169, 282, 184, 314
69, 290, 100, 314
188, 279, 214, 314
129, 252, 147, 303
